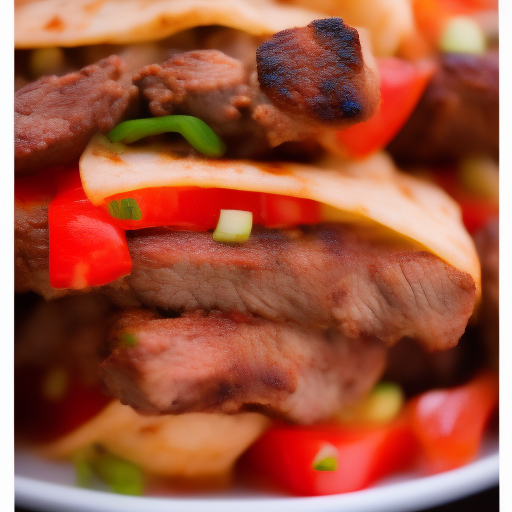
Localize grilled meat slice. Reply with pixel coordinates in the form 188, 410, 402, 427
15, 199, 476, 351
102, 309, 386, 423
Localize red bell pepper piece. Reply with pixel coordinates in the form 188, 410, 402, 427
102, 187, 321, 231
335, 58, 435, 159
406, 372, 498, 474
243, 420, 418, 496
49, 169, 132, 289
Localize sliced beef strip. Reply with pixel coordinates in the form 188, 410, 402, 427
102, 309, 386, 423
15, 198, 476, 351
388, 51, 499, 165
134, 18, 380, 156
15, 55, 139, 175
117, 225, 475, 351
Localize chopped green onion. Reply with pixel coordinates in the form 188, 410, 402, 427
121, 332, 138, 347
73, 450, 94, 489
312, 443, 339, 472
213, 210, 253, 243
439, 16, 486, 55
92, 451, 144, 496
107, 198, 142, 221
73, 446, 144, 496
107, 115, 226, 158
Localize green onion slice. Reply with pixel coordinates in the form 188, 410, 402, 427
312, 443, 339, 472
107, 115, 226, 158
439, 16, 486, 55
121, 332, 138, 347
107, 198, 142, 221
93, 451, 144, 496
73, 446, 144, 496
213, 210, 253, 243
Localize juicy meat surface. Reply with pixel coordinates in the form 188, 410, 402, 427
15, 199, 476, 352
134, 18, 379, 154
102, 309, 386, 423
15, 55, 139, 175
388, 51, 499, 165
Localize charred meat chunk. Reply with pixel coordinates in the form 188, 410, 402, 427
102, 309, 386, 423
257, 18, 378, 125
15, 56, 139, 175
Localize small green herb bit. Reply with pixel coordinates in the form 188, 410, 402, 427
313, 456, 338, 472
93, 451, 144, 496
213, 210, 253, 244
121, 332, 138, 347
107, 198, 142, 221
312, 442, 339, 472
107, 115, 226, 158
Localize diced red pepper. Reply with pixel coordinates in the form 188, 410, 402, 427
243, 419, 418, 496
49, 168, 132, 289
406, 372, 498, 474
102, 187, 321, 231
335, 58, 435, 159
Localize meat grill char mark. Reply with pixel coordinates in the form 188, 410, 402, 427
257, 18, 369, 122
14, 200, 476, 352
134, 18, 380, 153
102, 309, 386, 423
15, 55, 139, 175
388, 51, 499, 165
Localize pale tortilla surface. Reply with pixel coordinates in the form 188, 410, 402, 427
80, 135, 481, 291
15, 0, 323, 48
41, 400, 271, 479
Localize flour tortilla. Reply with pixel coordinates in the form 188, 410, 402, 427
41, 400, 270, 479
15, 0, 323, 48
80, 135, 481, 291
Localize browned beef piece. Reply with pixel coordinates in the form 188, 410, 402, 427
15, 55, 139, 175
15, 198, 476, 351
257, 18, 377, 126
102, 309, 386, 423
134, 19, 379, 155
474, 216, 499, 371
388, 51, 499, 165
116, 226, 475, 351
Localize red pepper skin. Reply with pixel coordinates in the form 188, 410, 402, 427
102, 187, 321, 231
406, 372, 498, 474
243, 420, 418, 496
336, 58, 435, 159
49, 170, 132, 289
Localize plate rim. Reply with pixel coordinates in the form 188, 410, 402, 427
15, 450, 499, 512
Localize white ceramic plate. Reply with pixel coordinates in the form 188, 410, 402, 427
15, 439, 498, 512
